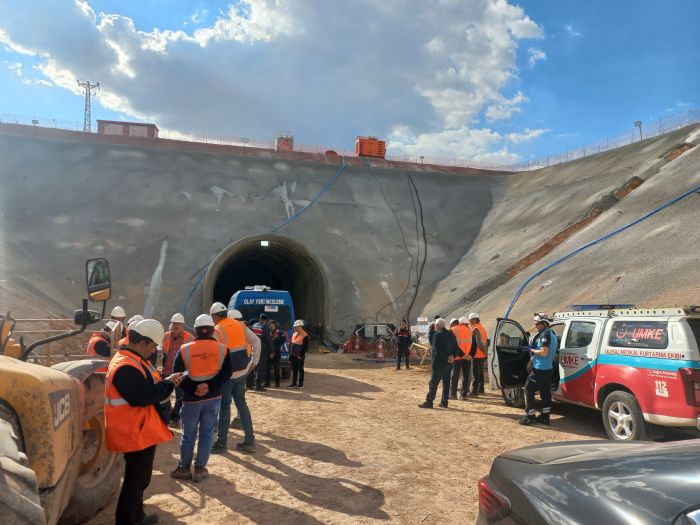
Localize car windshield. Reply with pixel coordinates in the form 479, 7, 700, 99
238, 305, 292, 331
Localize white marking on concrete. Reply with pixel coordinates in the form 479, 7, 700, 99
380, 281, 397, 312
177, 191, 192, 202
271, 180, 297, 219
144, 239, 168, 318
685, 128, 700, 143
351, 280, 362, 300
53, 215, 71, 225
210, 186, 233, 212
117, 218, 145, 228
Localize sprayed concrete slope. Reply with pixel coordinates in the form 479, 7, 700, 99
0, 125, 501, 337
425, 124, 700, 325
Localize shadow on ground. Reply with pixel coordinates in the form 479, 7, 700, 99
256, 431, 363, 467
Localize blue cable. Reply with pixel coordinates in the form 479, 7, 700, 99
181, 160, 348, 323
504, 183, 700, 318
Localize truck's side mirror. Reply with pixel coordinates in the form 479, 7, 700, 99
86, 258, 111, 302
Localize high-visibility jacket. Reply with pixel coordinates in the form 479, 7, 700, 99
162, 330, 194, 375
215, 318, 249, 371
85, 331, 110, 356
471, 322, 488, 359
290, 329, 308, 357
179, 339, 227, 381
118, 331, 129, 347
451, 324, 472, 360
105, 349, 172, 453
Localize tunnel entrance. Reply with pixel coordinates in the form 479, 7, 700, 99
202, 234, 329, 328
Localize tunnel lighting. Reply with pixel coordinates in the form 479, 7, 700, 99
260, 240, 269, 247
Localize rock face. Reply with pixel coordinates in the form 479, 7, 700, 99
1, 123, 698, 340
0, 125, 499, 337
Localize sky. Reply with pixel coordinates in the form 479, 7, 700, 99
0, 0, 698, 166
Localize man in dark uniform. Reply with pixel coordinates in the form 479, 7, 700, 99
418, 318, 460, 409
395, 319, 412, 370
251, 314, 274, 391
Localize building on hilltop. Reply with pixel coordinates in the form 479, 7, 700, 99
97, 120, 159, 139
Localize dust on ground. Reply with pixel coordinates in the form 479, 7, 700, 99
87, 351, 610, 525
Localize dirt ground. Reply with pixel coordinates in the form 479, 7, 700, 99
87, 351, 614, 525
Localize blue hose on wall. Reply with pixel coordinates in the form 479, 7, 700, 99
503, 182, 700, 318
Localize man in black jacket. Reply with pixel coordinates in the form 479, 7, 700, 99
251, 314, 274, 391
395, 319, 412, 370
419, 318, 459, 409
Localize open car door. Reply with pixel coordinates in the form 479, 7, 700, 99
490, 318, 530, 389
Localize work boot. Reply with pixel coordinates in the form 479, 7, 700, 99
536, 414, 550, 425
439, 401, 449, 409
193, 466, 209, 482
450, 393, 457, 400
297, 384, 304, 389
170, 465, 192, 480
230, 417, 242, 429
168, 419, 180, 429
395, 366, 400, 371
139, 514, 159, 525
518, 415, 537, 426
254, 386, 267, 392
274, 382, 280, 387
210, 442, 227, 454
468, 391, 479, 397
460, 395, 468, 401
236, 440, 257, 453
287, 383, 298, 388
418, 402, 433, 409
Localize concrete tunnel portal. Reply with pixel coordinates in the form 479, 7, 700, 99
202, 234, 329, 330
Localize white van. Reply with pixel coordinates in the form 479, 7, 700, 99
489, 306, 700, 440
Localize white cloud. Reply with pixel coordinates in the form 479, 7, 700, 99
0, 0, 546, 163
564, 24, 583, 37
7, 61, 22, 76
505, 127, 549, 143
21, 78, 53, 87
527, 47, 546, 68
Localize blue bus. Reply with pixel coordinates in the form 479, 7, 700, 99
228, 285, 295, 376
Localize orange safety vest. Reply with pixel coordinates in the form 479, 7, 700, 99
451, 324, 472, 360
105, 349, 172, 453
118, 331, 129, 347
215, 318, 251, 365
85, 331, 110, 356
180, 339, 227, 381
472, 322, 488, 359
162, 330, 194, 374
290, 329, 308, 357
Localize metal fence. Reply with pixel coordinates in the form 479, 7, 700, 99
2, 108, 699, 172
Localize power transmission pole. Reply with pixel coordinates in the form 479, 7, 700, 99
77, 80, 99, 132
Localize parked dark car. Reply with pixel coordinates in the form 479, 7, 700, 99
476, 439, 700, 524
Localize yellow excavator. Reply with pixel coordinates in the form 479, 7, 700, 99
1, 258, 122, 524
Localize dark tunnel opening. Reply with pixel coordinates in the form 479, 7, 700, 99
203, 235, 328, 329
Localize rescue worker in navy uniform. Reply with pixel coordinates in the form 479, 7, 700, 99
266, 320, 284, 387
418, 318, 460, 409
105, 319, 184, 525
395, 319, 412, 370
520, 313, 558, 425
251, 314, 274, 391
288, 320, 309, 388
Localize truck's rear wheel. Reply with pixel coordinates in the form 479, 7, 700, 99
501, 387, 525, 408
0, 403, 45, 525
58, 374, 122, 525
602, 390, 647, 441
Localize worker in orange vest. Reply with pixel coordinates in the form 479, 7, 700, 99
105, 319, 183, 525
288, 320, 309, 388
210, 304, 260, 454
468, 312, 489, 396
85, 320, 116, 357
118, 314, 144, 347
162, 313, 194, 429
450, 317, 473, 400
171, 314, 232, 481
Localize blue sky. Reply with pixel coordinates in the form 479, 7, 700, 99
0, 0, 698, 165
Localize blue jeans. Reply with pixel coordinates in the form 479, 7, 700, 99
232, 374, 254, 444
215, 378, 233, 447
179, 397, 220, 468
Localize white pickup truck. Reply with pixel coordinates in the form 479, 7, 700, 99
488, 306, 700, 440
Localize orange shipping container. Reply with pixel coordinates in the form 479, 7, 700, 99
355, 136, 386, 159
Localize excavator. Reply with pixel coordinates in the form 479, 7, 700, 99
1, 258, 123, 524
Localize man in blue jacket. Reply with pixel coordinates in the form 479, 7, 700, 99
520, 313, 558, 426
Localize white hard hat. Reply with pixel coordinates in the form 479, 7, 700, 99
449, 318, 458, 325
194, 314, 215, 328
293, 319, 304, 327
170, 313, 185, 324
127, 314, 144, 327
534, 312, 553, 324
129, 319, 165, 345
468, 312, 480, 321
210, 302, 227, 315
105, 320, 117, 331
110, 306, 126, 318
227, 309, 243, 320
459, 316, 469, 325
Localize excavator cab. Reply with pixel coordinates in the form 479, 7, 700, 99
0, 258, 123, 525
